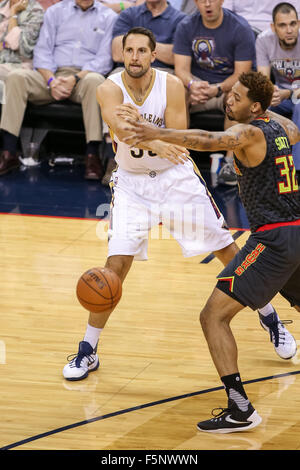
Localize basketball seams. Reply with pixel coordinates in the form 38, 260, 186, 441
77, 294, 114, 308
96, 267, 122, 303
76, 267, 122, 313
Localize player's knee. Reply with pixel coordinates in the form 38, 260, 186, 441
105, 255, 133, 283
199, 304, 217, 333
199, 298, 233, 332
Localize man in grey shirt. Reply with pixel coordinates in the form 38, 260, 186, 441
223, 0, 299, 32
256, 2, 300, 172
0, 0, 117, 179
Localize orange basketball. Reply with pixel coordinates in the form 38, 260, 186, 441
76, 267, 122, 313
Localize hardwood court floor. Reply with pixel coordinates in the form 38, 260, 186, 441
1, 213, 300, 451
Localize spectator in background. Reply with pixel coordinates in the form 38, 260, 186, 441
173, 0, 256, 185
181, 0, 197, 15
99, 0, 144, 14
256, 2, 300, 175
111, 0, 186, 71
0, 0, 117, 178
0, 0, 44, 81
37, 0, 59, 10
100, 0, 183, 14
223, 0, 299, 32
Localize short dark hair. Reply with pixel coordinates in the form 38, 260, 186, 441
272, 2, 298, 23
122, 27, 156, 51
239, 71, 274, 112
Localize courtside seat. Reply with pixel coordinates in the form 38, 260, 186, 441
20, 101, 85, 158
189, 109, 224, 132
23, 101, 84, 132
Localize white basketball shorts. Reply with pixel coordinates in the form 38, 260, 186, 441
107, 159, 233, 261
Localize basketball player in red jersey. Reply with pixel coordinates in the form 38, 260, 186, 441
63, 29, 296, 385
122, 70, 300, 432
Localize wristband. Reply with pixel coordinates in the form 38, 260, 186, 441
47, 77, 54, 88
120, 1, 125, 10
12, 15, 18, 19
2, 41, 5, 49
187, 79, 195, 90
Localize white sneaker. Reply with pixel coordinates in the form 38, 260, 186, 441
259, 310, 297, 360
63, 341, 99, 381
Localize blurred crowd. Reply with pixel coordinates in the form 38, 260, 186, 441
0, 0, 299, 186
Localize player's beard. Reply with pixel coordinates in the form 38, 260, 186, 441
226, 112, 236, 121
125, 63, 149, 78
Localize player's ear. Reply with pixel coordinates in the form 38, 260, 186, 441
251, 102, 261, 114
151, 50, 157, 63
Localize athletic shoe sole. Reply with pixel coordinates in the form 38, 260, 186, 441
197, 411, 262, 434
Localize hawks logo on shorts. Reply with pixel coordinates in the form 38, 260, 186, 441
234, 243, 266, 276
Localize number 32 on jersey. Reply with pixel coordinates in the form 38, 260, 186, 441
275, 155, 298, 194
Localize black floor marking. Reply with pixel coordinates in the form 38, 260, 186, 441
1, 369, 300, 450
200, 230, 245, 264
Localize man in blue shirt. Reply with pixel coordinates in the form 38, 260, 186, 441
0, 0, 117, 180
174, 0, 255, 110
111, 0, 186, 70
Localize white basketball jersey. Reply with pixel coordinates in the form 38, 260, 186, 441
108, 69, 174, 173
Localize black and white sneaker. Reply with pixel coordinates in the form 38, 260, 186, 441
63, 341, 99, 381
197, 403, 262, 434
259, 310, 297, 360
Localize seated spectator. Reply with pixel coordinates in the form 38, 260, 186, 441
223, 0, 299, 32
37, 0, 59, 10
256, 2, 300, 175
173, 0, 256, 185
101, 0, 184, 13
99, 0, 144, 14
0, 0, 44, 82
111, 0, 186, 72
0, 0, 117, 179
180, 0, 197, 15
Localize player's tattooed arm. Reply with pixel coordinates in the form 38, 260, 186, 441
123, 120, 254, 152
267, 110, 300, 145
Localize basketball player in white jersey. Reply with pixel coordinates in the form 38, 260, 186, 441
63, 27, 296, 381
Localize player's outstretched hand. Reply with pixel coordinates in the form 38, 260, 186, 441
116, 103, 142, 122
123, 118, 159, 145
151, 142, 189, 165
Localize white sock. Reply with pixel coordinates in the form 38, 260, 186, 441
83, 324, 103, 350
258, 304, 274, 316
